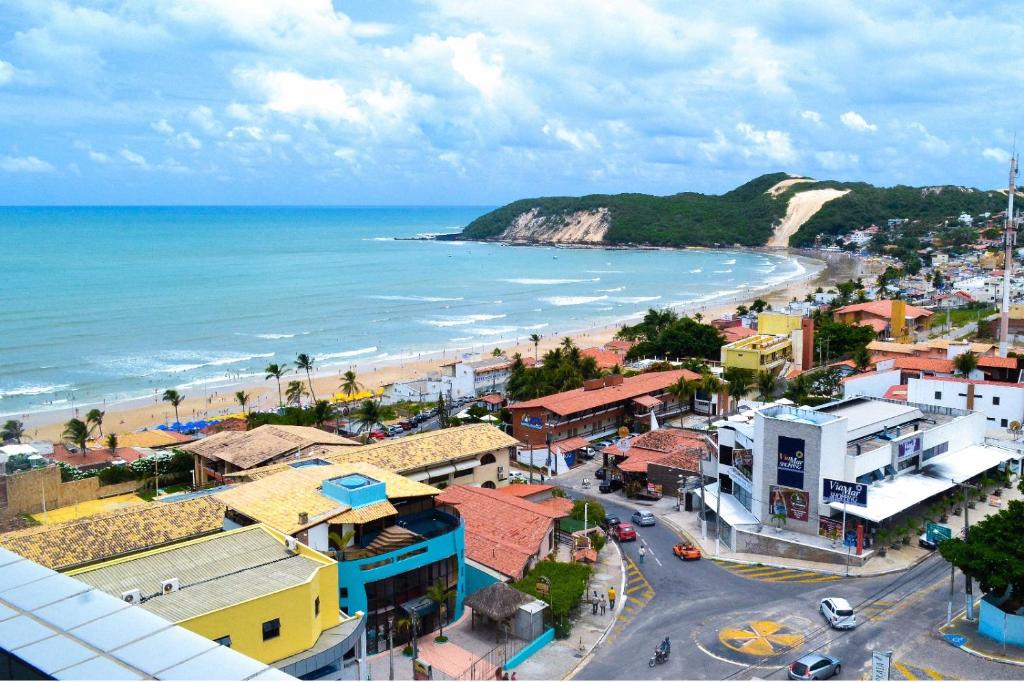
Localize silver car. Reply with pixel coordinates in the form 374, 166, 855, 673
788, 653, 841, 680
819, 597, 857, 629
631, 510, 656, 526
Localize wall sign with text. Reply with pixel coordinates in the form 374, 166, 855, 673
777, 436, 805, 488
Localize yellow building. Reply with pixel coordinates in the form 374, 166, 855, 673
69, 524, 365, 678
756, 312, 803, 335
720, 334, 793, 374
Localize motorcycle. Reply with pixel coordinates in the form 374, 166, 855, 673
649, 648, 669, 667
581, 478, 591, 489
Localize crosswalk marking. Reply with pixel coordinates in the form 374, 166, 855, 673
625, 584, 646, 595
604, 556, 654, 646
894, 662, 917, 680
713, 560, 843, 583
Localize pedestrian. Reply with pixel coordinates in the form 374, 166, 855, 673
495, 667, 503, 680
608, 586, 616, 610
511, 673, 517, 681
599, 594, 606, 615
591, 591, 598, 615
639, 545, 646, 564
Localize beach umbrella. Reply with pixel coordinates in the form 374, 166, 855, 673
155, 424, 168, 431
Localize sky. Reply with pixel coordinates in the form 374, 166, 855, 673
1, 1, 1022, 205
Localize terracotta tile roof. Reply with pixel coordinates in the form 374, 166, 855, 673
978, 356, 1018, 369
581, 347, 622, 369
478, 394, 504, 405
0, 497, 225, 571
833, 300, 933, 319
199, 418, 247, 435
495, 483, 554, 498
605, 340, 634, 353
49, 446, 146, 469
891, 357, 955, 373
615, 429, 704, 473
632, 395, 663, 409
859, 318, 889, 332
550, 436, 590, 453
510, 369, 699, 417
114, 430, 195, 448
437, 484, 564, 578
537, 497, 575, 516
182, 424, 358, 470
214, 461, 437, 534
883, 384, 908, 401
723, 326, 758, 343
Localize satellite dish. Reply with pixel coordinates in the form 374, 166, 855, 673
1011, 421, 1021, 432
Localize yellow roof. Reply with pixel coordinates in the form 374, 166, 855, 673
213, 461, 438, 534
232, 424, 520, 481
332, 499, 398, 525
97, 430, 193, 449
331, 388, 384, 403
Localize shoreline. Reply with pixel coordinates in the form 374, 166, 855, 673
16, 249, 863, 443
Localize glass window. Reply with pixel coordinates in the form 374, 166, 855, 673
1002, 419, 1009, 427
315, 597, 320, 616
262, 618, 281, 641
934, 391, 941, 400
214, 635, 232, 648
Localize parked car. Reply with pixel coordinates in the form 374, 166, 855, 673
387, 425, 404, 436
369, 429, 387, 440
612, 523, 637, 542
594, 468, 606, 480
399, 420, 413, 431
632, 510, 656, 527
918, 532, 938, 550
819, 597, 857, 630
788, 654, 841, 680
601, 515, 621, 530
580, 447, 596, 460
598, 481, 613, 494
508, 472, 529, 484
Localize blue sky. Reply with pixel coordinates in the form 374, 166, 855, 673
0, 1, 1021, 205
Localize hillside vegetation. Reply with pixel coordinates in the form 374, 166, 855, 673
454, 173, 1012, 248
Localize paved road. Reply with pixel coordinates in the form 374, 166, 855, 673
560, 486, 1017, 681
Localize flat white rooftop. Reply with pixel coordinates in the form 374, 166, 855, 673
819, 398, 923, 440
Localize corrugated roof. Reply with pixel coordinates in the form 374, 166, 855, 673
0, 497, 225, 571
510, 370, 699, 417
182, 425, 358, 470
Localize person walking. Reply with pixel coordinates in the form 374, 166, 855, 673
608, 586, 616, 610
639, 544, 646, 564
592, 590, 599, 614
599, 594, 607, 615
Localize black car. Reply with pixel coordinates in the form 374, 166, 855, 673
595, 468, 606, 480
600, 514, 621, 529
599, 481, 613, 494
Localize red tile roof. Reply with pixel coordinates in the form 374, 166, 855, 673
537, 497, 575, 516
883, 384, 908, 401
858, 318, 889, 333
631, 395, 663, 409
890, 357, 955, 373
496, 483, 554, 498
582, 347, 622, 369
437, 484, 566, 578
834, 300, 933, 319
613, 429, 704, 473
49, 445, 146, 469
550, 436, 591, 453
978, 356, 1018, 369
478, 393, 504, 405
510, 369, 699, 417
723, 326, 758, 343
605, 340, 634, 353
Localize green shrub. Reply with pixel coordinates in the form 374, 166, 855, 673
512, 561, 592, 618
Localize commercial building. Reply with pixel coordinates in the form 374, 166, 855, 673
708, 396, 1017, 564
0, 547, 292, 681
440, 355, 514, 399
602, 428, 704, 490
906, 377, 1024, 432
69, 525, 364, 679
509, 370, 701, 450
228, 424, 519, 490
214, 461, 465, 655
832, 300, 932, 342
720, 334, 794, 376
188, 425, 359, 485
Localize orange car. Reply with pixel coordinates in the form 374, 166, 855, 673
673, 541, 702, 560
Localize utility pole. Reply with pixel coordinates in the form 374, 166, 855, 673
1000, 153, 1018, 357
957, 480, 977, 621
388, 617, 394, 681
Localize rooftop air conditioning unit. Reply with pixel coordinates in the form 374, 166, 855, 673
285, 537, 298, 553
121, 589, 142, 604
161, 578, 180, 594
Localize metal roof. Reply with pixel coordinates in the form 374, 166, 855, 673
0, 547, 293, 680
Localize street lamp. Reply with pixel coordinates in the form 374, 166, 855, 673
387, 616, 395, 681
410, 610, 421, 666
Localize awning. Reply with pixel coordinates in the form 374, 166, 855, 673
831, 444, 1016, 523
698, 484, 760, 527
455, 459, 481, 471
408, 470, 430, 482
427, 464, 456, 478
632, 395, 663, 409
400, 595, 438, 618
551, 436, 590, 453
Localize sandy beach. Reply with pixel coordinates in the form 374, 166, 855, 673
21, 250, 868, 443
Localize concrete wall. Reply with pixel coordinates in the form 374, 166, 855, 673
1, 467, 142, 517
908, 377, 1024, 431
465, 561, 502, 596
979, 593, 1024, 646
734, 528, 869, 567
842, 369, 902, 399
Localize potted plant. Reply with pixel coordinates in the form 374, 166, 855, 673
900, 520, 914, 545
875, 530, 889, 557
771, 511, 787, 531
952, 492, 964, 516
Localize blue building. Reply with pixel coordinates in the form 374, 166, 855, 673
216, 461, 465, 653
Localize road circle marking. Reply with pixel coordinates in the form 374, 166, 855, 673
718, 620, 804, 657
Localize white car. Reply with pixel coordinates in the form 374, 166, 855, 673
819, 597, 857, 630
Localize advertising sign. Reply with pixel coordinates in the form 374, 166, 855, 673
413, 659, 433, 681
777, 436, 805, 488
823, 478, 869, 508
871, 650, 892, 680
819, 517, 843, 541
926, 523, 952, 544
647, 482, 663, 495
769, 485, 809, 522
520, 415, 544, 430
897, 435, 922, 460
733, 448, 753, 479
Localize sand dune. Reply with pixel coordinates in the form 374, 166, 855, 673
767, 188, 851, 248
765, 176, 814, 197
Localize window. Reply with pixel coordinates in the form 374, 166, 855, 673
480, 453, 496, 465
934, 391, 942, 400
340, 587, 348, 599
1002, 419, 1009, 428
315, 597, 320, 616
214, 635, 232, 648
993, 396, 1001, 405
262, 618, 281, 641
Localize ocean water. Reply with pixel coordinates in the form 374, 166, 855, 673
0, 206, 805, 418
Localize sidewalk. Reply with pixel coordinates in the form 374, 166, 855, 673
510, 539, 625, 680
941, 612, 1024, 667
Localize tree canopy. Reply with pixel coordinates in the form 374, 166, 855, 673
505, 343, 601, 401
940, 498, 1024, 597
617, 308, 725, 361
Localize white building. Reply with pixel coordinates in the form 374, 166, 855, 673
440, 355, 514, 400
906, 377, 1024, 432
952, 275, 1002, 304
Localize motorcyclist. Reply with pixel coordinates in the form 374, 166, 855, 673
658, 636, 671, 657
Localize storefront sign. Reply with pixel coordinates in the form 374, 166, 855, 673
733, 448, 753, 479
819, 517, 842, 541
777, 436, 805, 488
897, 435, 922, 460
413, 659, 433, 681
871, 650, 892, 680
823, 478, 868, 507
647, 482, 663, 495
770, 485, 809, 522
520, 415, 544, 430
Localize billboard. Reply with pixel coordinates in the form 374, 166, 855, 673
777, 436, 805, 489
897, 435, 922, 460
823, 478, 869, 507
769, 485, 809, 522
819, 517, 843, 541
520, 415, 544, 430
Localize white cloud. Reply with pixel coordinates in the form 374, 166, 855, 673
801, 110, 823, 126
438, 151, 466, 175
908, 122, 949, 155
175, 131, 202, 149
542, 121, 599, 151
983, 147, 1011, 164
189, 105, 221, 134
120, 148, 150, 168
840, 111, 877, 132
226, 103, 254, 121
0, 60, 15, 86
0, 155, 54, 173
698, 129, 732, 162
735, 123, 796, 163
88, 150, 110, 163
236, 69, 364, 124
227, 126, 263, 141
151, 119, 174, 136
334, 148, 359, 162
448, 33, 505, 101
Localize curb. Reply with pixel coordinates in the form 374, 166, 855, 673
658, 514, 929, 578
561, 540, 628, 680
948, 642, 1024, 668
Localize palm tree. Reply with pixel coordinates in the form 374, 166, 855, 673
162, 389, 184, 423
667, 376, 699, 416
852, 346, 871, 372
723, 367, 754, 409
756, 371, 777, 401
425, 579, 453, 640
529, 333, 542, 361
286, 380, 307, 407
105, 432, 118, 455
295, 354, 317, 403
62, 418, 89, 452
355, 399, 383, 439
312, 400, 334, 428
954, 351, 978, 377
340, 370, 363, 400
560, 337, 575, 353
2, 419, 25, 444
235, 390, 251, 415
85, 408, 105, 437
698, 370, 724, 424
492, 347, 502, 357
265, 363, 289, 407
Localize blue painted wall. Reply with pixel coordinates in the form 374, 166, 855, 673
337, 520, 465, 620
979, 593, 1024, 646
505, 628, 555, 670
465, 562, 501, 596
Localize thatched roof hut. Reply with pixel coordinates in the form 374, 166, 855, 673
464, 582, 534, 630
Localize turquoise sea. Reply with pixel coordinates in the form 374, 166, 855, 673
0, 206, 805, 419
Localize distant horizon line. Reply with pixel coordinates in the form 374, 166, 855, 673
0, 203, 497, 209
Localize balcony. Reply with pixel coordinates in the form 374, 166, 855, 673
332, 508, 461, 562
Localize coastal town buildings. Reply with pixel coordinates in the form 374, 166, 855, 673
440, 355, 514, 400
832, 300, 933, 341
602, 428, 704, 492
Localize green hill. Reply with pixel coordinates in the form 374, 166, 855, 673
453, 173, 1010, 248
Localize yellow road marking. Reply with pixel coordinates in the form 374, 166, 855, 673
894, 662, 917, 680
730, 564, 777, 573
921, 667, 944, 680
625, 584, 646, 595
627, 595, 645, 605
789, 574, 841, 583
643, 590, 654, 600
741, 569, 805, 579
